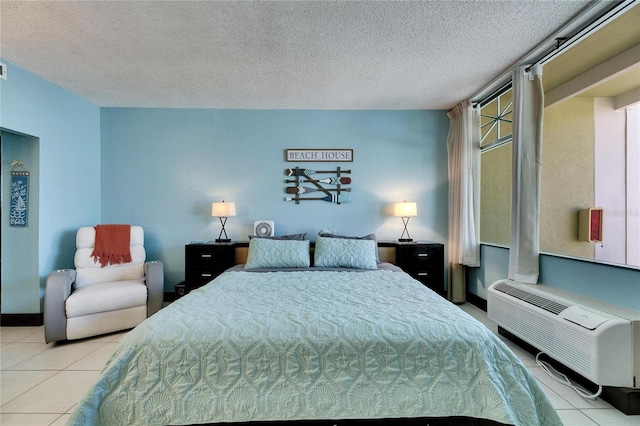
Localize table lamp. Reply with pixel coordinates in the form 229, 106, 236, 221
394, 201, 417, 242
211, 201, 236, 243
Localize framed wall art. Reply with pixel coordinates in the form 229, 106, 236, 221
10, 160, 29, 227
284, 166, 351, 204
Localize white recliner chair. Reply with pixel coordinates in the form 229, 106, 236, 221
44, 226, 163, 343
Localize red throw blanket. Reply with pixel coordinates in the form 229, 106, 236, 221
91, 224, 132, 267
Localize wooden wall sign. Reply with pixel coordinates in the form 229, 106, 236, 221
284, 167, 351, 204
285, 149, 353, 162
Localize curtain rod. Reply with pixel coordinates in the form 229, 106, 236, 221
525, 0, 637, 72
470, 0, 636, 105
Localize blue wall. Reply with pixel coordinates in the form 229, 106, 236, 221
3, 61, 636, 315
0, 61, 101, 314
100, 108, 451, 287
469, 244, 640, 312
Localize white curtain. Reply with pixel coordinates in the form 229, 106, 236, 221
508, 65, 544, 284
446, 100, 481, 303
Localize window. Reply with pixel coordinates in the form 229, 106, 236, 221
479, 3, 640, 268
539, 2, 639, 268
480, 88, 512, 150
480, 88, 512, 246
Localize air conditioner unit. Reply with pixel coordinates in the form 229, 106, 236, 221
488, 279, 637, 388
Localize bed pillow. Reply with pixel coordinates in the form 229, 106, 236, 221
244, 238, 310, 269
314, 235, 378, 269
317, 232, 380, 263
248, 233, 306, 240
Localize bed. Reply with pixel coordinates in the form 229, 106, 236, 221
68, 237, 561, 425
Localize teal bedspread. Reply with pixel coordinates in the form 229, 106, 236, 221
68, 269, 561, 425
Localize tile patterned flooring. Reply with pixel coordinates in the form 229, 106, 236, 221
1, 303, 637, 425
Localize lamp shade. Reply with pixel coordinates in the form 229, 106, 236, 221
211, 201, 236, 217
394, 202, 417, 217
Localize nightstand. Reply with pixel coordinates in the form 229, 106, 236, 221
185, 242, 236, 293
394, 242, 445, 297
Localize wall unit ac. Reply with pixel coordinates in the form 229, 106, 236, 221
488, 279, 638, 389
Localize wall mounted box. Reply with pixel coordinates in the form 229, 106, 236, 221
579, 207, 604, 242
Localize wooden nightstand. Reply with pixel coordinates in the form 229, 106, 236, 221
394, 242, 445, 297
184, 242, 236, 293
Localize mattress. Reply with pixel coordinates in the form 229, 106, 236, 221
68, 267, 561, 425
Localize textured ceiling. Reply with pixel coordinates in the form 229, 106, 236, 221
1, 1, 596, 110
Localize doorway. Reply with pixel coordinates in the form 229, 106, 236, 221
1, 128, 41, 319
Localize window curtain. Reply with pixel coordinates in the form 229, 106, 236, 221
446, 100, 481, 303
508, 64, 544, 284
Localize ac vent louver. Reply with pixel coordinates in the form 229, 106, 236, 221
494, 282, 568, 315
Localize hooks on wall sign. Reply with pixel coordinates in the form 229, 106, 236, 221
10, 160, 30, 227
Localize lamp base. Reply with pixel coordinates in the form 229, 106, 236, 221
215, 238, 231, 243
398, 238, 413, 243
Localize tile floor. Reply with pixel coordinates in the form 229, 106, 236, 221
1, 303, 637, 425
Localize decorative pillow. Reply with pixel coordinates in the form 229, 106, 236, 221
317, 232, 380, 263
244, 238, 310, 269
314, 235, 378, 269
248, 233, 306, 241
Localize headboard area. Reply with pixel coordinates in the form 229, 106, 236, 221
184, 240, 445, 298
